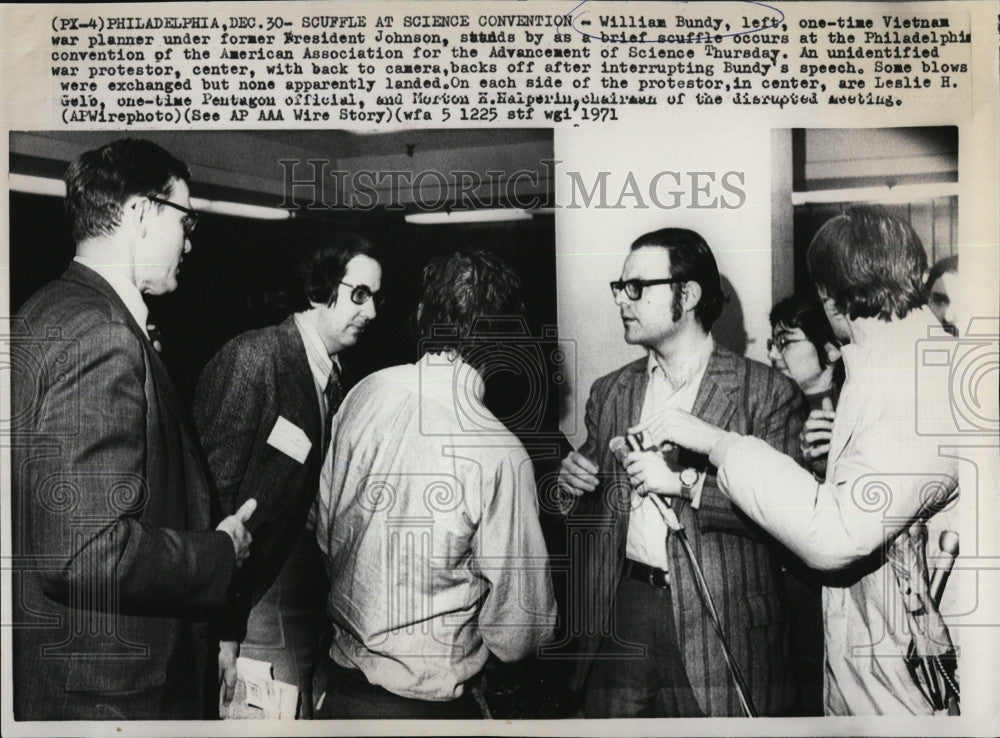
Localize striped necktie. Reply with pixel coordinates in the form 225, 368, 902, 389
323, 363, 343, 449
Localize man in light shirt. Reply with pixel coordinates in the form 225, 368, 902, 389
313, 249, 556, 719
638, 206, 961, 715
194, 236, 382, 716
558, 228, 803, 717
10, 138, 254, 720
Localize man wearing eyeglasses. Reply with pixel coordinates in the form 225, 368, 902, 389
10, 139, 254, 720
557, 228, 804, 717
193, 235, 381, 717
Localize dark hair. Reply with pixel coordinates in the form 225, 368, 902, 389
630, 227, 727, 330
64, 138, 190, 244
807, 205, 927, 321
294, 232, 378, 310
926, 254, 958, 289
769, 295, 838, 368
416, 249, 525, 359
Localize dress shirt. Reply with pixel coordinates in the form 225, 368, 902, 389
293, 311, 340, 418
626, 336, 712, 570
313, 352, 556, 701
712, 307, 959, 714
73, 256, 149, 338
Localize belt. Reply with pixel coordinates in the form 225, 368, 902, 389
624, 558, 670, 588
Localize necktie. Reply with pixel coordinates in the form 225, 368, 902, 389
323, 363, 343, 449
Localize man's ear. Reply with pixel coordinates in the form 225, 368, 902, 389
123, 195, 149, 238
824, 341, 842, 364
682, 281, 702, 313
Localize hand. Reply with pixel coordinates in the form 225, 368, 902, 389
218, 640, 240, 716
630, 408, 726, 456
624, 450, 681, 498
216, 498, 256, 565
558, 451, 599, 496
800, 399, 836, 471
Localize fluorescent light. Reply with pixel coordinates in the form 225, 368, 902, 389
9, 173, 64, 197
792, 182, 959, 205
9, 173, 291, 221
404, 209, 532, 225
190, 199, 291, 220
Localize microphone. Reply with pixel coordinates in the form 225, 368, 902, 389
930, 530, 959, 607
609, 435, 683, 531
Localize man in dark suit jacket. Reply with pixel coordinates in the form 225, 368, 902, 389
557, 228, 804, 717
10, 139, 254, 720
193, 236, 382, 716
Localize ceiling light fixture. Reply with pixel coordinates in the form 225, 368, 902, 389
792, 181, 959, 205
9, 173, 293, 221
404, 208, 532, 225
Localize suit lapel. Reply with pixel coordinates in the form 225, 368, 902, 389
692, 346, 740, 431
624, 359, 648, 431
279, 316, 323, 447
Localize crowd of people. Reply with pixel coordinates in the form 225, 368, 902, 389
11, 138, 964, 720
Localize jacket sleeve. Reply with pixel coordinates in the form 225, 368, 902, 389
33, 320, 235, 614
696, 367, 806, 536
716, 431, 957, 571
475, 450, 557, 662
193, 339, 271, 641
193, 341, 268, 518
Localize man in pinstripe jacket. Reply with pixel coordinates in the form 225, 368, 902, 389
557, 228, 805, 717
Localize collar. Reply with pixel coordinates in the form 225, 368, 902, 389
418, 351, 486, 405
293, 311, 338, 388
647, 334, 715, 390
840, 307, 938, 376
73, 255, 149, 338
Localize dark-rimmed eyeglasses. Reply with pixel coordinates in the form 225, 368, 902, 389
150, 196, 199, 237
339, 281, 384, 308
609, 278, 682, 301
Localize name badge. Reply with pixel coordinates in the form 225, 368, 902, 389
266, 416, 312, 464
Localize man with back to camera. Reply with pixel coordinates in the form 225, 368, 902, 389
194, 235, 382, 716
312, 249, 556, 719
635, 206, 962, 714
557, 228, 805, 717
10, 138, 254, 720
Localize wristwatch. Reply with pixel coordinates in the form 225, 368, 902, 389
679, 467, 699, 499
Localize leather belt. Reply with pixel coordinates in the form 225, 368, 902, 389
624, 558, 670, 588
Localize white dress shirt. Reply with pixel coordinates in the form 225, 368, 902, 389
626, 336, 713, 570
292, 311, 340, 418
313, 352, 556, 701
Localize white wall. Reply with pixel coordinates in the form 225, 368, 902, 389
554, 126, 773, 446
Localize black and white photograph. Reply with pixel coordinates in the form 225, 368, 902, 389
1, 2, 998, 737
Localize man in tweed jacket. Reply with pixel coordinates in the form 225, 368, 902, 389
194, 236, 382, 716
557, 228, 804, 717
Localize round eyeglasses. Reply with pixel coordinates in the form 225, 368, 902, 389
340, 281, 384, 308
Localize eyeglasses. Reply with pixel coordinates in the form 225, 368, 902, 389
340, 281, 384, 308
767, 336, 807, 353
150, 196, 199, 237
609, 278, 682, 301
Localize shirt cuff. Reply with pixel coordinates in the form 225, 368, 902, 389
708, 431, 743, 469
